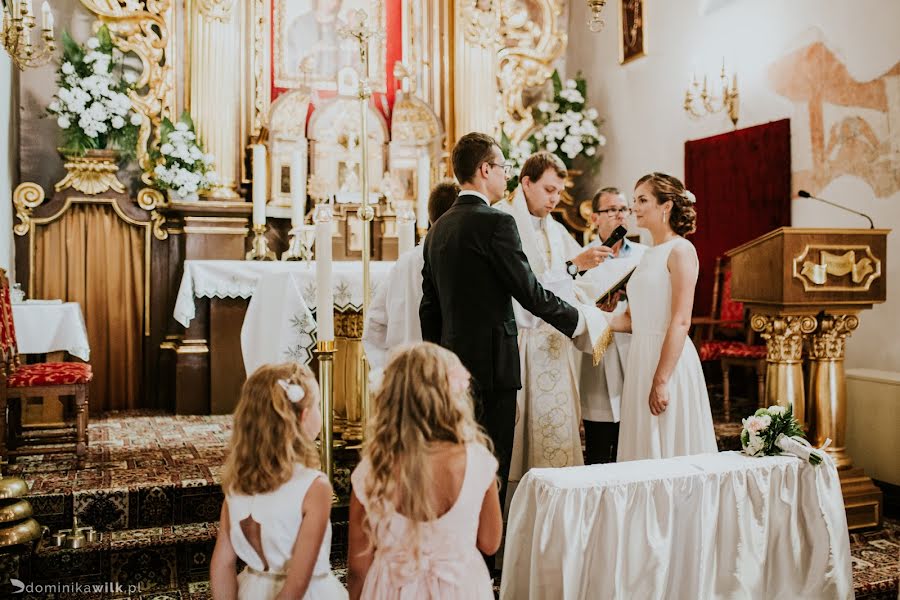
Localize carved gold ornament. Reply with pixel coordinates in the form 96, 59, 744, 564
55, 151, 125, 195
750, 314, 817, 363
79, 0, 173, 183
12, 182, 46, 236
793, 245, 882, 291
463, 0, 501, 48
807, 314, 859, 361
137, 188, 170, 240
498, 0, 566, 144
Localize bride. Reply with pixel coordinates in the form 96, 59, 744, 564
608, 172, 717, 461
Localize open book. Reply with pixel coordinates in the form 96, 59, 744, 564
596, 267, 636, 306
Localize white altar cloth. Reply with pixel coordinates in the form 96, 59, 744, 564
241, 272, 317, 370
12, 301, 91, 361
173, 260, 395, 327
501, 451, 852, 600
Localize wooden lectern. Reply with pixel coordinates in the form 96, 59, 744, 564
727, 227, 889, 530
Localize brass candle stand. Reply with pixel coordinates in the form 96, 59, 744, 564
339, 10, 382, 441
47, 515, 99, 549
316, 340, 336, 492
246, 223, 276, 261
282, 224, 316, 262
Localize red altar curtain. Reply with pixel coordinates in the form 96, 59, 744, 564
685, 119, 792, 316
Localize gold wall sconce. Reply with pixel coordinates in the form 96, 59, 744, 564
684, 61, 740, 126
1, 0, 56, 69
587, 0, 607, 32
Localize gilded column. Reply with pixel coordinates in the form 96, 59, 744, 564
454, 0, 500, 139
750, 314, 817, 425
806, 313, 859, 468
189, 0, 242, 199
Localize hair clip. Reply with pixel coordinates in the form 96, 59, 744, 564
277, 379, 305, 404
683, 190, 697, 204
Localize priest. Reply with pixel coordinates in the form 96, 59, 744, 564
495, 151, 612, 504
362, 180, 460, 370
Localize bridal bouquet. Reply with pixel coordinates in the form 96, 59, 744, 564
741, 404, 826, 465
151, 112, 217, 201
501, 70, 605, 191
47, 25, 142, 158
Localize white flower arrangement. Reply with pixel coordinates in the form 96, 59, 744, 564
741, 404, 827, 466
151, 112, 217, 201
47, 26, 141, 158
501, 70, 605, 192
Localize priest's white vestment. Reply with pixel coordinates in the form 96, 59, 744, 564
362, 245, 424, 371
496, 190, 587, 507
574, 239, 646, 425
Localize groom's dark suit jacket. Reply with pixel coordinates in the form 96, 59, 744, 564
419, 193, 580, 392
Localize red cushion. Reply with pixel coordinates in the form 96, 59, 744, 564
8, 362, 93, 387
719, 271, 745, 328
699, 341, 767, 361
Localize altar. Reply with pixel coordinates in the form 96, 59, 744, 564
172, 259, 394, 417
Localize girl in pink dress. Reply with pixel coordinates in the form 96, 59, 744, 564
348, 342, 502, 599
211, 362, 347, 600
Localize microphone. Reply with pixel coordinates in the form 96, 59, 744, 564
798, 190, 874, 229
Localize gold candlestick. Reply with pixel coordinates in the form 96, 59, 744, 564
339, 10, 382, 441
245, 223, 276, 261
315, 340, 336, 487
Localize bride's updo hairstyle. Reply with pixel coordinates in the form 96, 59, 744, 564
636, 172, 697, 237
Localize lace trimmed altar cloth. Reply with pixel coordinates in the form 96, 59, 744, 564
501, 451, 852, 600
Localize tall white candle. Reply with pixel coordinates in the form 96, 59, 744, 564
290, 149, 307, 227
40, 1, 49, 28
314, 205, 334, 342
416, 152, 430, 231
45, 7, 53, 32
251, 144, 267, 226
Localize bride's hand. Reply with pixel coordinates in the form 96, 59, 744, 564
649, 382, 669, 416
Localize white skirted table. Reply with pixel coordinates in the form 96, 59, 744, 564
12, 300, 91, 360
501, 451, 853, 600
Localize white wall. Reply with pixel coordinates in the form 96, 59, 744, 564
567, 0, 900, 372
0, 53, 14, 282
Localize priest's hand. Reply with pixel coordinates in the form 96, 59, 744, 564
572, 246, 614, 272
649, 381, 670, 415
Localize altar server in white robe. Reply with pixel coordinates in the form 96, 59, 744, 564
496, 152, 612, 504
362, 180, 460, 370
574, 187, 646, 464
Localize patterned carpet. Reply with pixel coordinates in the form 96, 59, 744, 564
0, 404, 896, 598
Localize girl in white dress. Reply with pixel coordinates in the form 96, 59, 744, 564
210, 362, 347, 600
610, 173, 718, 461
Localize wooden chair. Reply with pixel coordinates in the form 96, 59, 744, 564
692, 257, 767, 421
0, 269, 92, 467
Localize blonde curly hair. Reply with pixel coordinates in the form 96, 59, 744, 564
221, 362, 320, 495
360, 342, 493, 549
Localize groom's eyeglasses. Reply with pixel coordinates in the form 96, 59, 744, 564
488, 162, 513, 176
596, 207, 632, 216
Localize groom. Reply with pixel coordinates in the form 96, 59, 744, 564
420, 132, 585, 509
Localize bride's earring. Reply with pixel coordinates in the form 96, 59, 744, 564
661, 211, 667, 224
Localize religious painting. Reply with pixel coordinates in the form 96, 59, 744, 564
272, 0, 387, 93
618, 0, 646, 64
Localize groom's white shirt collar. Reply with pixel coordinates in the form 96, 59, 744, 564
459, 190, 490, 205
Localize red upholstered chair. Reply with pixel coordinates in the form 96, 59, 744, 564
0, 269, 92, 467
692, 257, 767, 421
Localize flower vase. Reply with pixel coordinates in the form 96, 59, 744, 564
166, 189, 199, 203
55, 149, 125, 196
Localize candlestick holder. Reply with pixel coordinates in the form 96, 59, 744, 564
246, 223, 276, 261
315, 340, 336, 496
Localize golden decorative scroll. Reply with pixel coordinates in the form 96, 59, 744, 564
79, 0, 174, 183
498, 0, 567, 143
793, 245, 882, 291
136, 188, 170, 240
807, 313, 859, 361
55, 151, 126, 195
12, 183, 46, 237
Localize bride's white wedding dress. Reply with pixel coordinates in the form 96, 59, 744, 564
617, 237, 718, 461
